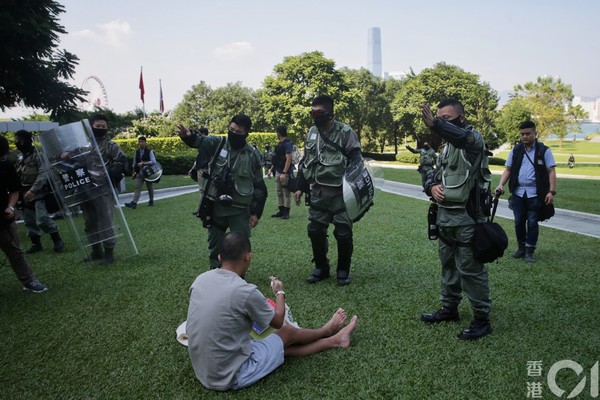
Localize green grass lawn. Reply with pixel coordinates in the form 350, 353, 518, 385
381, 167, 600, 215
1, 178, 598, 399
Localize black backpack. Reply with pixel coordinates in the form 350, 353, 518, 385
472, 194, 509, 263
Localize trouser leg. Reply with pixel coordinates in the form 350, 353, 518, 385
333, 224, 353, 285
453, 225, 492, 317
132, 174, 144, 203
0, 223, 35, 283
35, 199, 59, 234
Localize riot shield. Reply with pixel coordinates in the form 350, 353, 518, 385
37, 120, 138, 262
342, 158, 382, 222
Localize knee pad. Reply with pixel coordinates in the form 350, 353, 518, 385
333, 225, 352, 242
307, 221, 327, 240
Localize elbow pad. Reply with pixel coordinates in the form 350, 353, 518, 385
431, 119, 472, 148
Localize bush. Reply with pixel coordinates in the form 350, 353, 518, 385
488, 156, 506, 166
362, 152, 397, 161
395, 152, 419, 164
116, 132, 279, 159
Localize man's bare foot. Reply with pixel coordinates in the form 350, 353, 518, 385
323, 308, 347, 336
334, 315, 358, 349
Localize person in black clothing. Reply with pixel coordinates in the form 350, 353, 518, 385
0, 136, 48, 293
269, 125, 294, 220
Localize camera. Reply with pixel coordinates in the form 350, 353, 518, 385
212, 167, 235, 207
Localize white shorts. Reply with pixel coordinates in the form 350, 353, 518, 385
231, 334, 285, 390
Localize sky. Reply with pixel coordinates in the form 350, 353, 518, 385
3, 0, 600, 119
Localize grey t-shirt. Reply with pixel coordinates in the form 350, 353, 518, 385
187, 269, 274, 390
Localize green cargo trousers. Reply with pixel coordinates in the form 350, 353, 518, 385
207, 209, 251, 269
438, 224, 492, 317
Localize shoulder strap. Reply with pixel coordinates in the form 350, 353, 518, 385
208, 137, 227, 174
318, 130, 346, 156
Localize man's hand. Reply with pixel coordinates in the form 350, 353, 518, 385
249, 215, 259, 228
431, 184, 445, 203
278, 173, 286, 183
269, 276, 283, 294
294, 190, 303, 206
24, 190, 35, 202
545, 192, 554, 205
421, 104, 435, 128
176, 124, 190, 138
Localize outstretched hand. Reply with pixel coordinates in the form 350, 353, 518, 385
176, 124, 190, 138
420, 104, 435, 128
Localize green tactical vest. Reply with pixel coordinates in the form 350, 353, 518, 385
421, 149, 436, 166
17, 152, 39, 186
207, 143, 256, 208
438, 139, 489, 209
301, 123, 349, 187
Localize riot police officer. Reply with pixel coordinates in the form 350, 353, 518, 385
294, 95, 363, 286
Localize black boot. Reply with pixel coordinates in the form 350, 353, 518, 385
50, 231, 64, 252
99, 247, 114, 267
458, 316, 492, 341
26, 235, 43, 254
525, 247, 536, 264
335, 230, 353, 286
512, 243, 526, 259
280, 207, 290, 220
271, 206, 284, 218
421, 306, 460, 323
125, 201, 137, 209
307, 225, 330, 283
84, 243, 104, 262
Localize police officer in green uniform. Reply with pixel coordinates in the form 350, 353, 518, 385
177, 114, 267, 270
420, 99, 492, 341
406, 142, 437, 187
294, 95, 363, 286
14, 130, 64, 254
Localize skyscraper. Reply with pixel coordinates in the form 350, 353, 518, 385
367, 27, 382, 78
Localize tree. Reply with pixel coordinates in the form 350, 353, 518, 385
340, 68, 390, 151
495, 97, 532, 145
513, 76, 588, 147
0, 0, 85, 119
391, 63, 499, 150
205, 82, 262, 134
172, 81, 213, 130
257, 51, 351, 143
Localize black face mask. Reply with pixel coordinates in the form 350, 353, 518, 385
16, 142, 33, 154
448, 116, 464, 127
92, 128, 108, 138
228, 130, 248, 150
312, 112, 332, 128
423, 145, 430, 150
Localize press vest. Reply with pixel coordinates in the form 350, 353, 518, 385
301, 122, 351, 187
134, 148, 152, 173
508, 141, 550, 196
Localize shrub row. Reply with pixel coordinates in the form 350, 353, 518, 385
115, 132, 278, 158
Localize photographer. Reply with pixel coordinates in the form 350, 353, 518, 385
177, 114, 267, 269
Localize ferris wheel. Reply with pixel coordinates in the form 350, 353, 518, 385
79, 76, 109, 111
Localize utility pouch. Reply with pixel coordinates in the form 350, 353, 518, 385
428, 202, 439, 240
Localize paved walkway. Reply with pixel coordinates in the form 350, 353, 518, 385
122, 180, 600, 240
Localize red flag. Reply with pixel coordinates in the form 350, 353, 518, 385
159, 80, 164, 113
139, 68, 145, 103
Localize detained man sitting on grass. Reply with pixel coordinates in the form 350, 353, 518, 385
186, 231, 358, 391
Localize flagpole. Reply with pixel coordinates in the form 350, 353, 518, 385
159, 79, 164, 114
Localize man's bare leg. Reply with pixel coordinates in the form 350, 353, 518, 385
275, 308, 346, 348
283, 315, 358, 357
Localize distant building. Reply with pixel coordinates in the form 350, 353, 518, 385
367, 27, 382, 78
573, 96, 600, 123
384, 71, 408, 81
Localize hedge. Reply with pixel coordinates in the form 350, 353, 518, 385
115, 132, 278, 158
